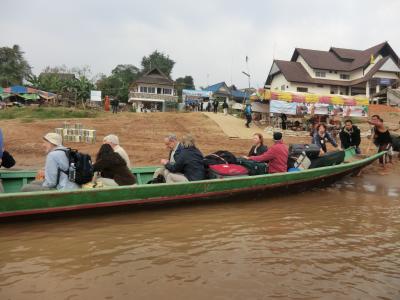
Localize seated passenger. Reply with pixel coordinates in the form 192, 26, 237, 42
152, 134, 183, 182
21, 133, 80, 192
162, 134, 205, 183
93, 144, 136, 186
311, 123, 339, 154
248, 133, 268, 156
245, 132, 288, 174
103, 134, 131, 168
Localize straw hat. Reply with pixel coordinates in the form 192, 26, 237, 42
43, 132, 62, 146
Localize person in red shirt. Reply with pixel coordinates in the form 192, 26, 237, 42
245, 132, 289, 174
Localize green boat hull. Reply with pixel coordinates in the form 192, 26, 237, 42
0, 150, 384, 218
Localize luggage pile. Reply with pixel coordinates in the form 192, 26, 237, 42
288, 144, 345, 171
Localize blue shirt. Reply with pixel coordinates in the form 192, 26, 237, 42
43, 146, 80, 190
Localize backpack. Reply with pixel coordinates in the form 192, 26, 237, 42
56, 148, 94, 185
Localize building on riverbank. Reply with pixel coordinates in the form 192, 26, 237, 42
265, 42, 400, 102
128, 68, 178, 112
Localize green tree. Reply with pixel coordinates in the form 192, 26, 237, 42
96, 64, 140, 102
0, 45, 32, 86
175, 76, 195, 100
141, 50, 175, 76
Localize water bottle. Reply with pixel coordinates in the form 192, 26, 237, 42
68, 163, 76, 182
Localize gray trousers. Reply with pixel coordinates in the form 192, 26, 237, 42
0, 179, 4, 193
20, 180, 53, 192
164, 170, 189, 183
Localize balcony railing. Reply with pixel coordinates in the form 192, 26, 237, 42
129, 92, 178, 102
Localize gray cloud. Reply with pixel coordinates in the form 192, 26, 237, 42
1, 0, 399, 89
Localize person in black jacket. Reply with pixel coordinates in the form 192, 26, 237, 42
339, 120, 361, 154
162, 134, 205, 182
248, 133, 268, 156
93, 144, 136, 186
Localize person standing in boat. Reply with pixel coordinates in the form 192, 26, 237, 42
93, 144, 136, 186
103, 134, 131, 169
152, 134, 184, 182
339, 120, 361, 154
245, 132, 288, 174
311, 123, 339, 154
21, 133, 80, 192
161, 134, 205, 183
248, 133, 268, 156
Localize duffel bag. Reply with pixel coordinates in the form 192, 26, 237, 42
208, 164, 249, 179
309, 150, 345, 169
204, 150, 237, 166
236, 157, 268, 175
289, 144, 320, 159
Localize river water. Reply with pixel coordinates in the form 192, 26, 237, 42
0, 174, 399, 300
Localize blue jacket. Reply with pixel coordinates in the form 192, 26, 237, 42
165, 146, 206, 181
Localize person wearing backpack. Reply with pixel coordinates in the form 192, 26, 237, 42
21, 133, 80, 192
244, 103, 252, 128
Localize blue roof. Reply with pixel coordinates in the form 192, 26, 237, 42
231, 89, 249, 99
203, 82, 226, 93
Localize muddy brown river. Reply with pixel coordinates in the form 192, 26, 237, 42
0, 174, 399, 300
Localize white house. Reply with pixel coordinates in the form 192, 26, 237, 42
266, 42, 400, 99
128, 68, 178, 112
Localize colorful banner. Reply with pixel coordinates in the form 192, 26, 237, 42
271, 100, 368, 117
259, 89, 369, 106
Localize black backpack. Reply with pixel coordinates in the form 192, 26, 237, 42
56, 148, 94, 185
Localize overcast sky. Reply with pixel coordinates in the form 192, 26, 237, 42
1, 0, 399, 89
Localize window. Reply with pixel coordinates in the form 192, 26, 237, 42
315, 71, 326, 78
139, 86, 148, 93
157, 88, 162, 94
297, 87, 308, 92
148, 87, 156, 93
281, 85, 285, 91
163, 88, 172, 95
340, 74, 350, 80
317, 84, 324, 88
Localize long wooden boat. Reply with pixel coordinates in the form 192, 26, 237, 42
0, 149, 384, 219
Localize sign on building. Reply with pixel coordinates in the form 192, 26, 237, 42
90, 90, 102, 101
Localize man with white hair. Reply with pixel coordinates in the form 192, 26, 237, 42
152, 133, 183, 182
21, 132, 80, 192
103, 134, 131, 168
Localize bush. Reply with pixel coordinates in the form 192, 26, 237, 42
0, 107, 99, 120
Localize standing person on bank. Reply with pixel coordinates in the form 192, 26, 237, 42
222, 100, 228, 116
111, 98, 119, 114
339, 120, 361, 154
244, 103, 252, 128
